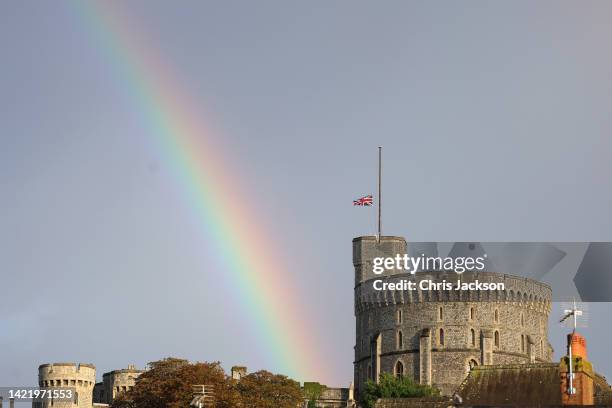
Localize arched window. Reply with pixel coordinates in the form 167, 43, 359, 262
439, 307, 444, 321
439, 328, 445, 346
470, 307, 475, 320
397, 330, 403, 349
397, 309, 402, 324
470, 328, 476, 347
494, 309, 499, 323
494, 330, 500, 347
395, 361, 404, 378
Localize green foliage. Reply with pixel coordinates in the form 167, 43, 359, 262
304, 382, 326, 408
303, 381, 326, 400
360, 373, 440, 408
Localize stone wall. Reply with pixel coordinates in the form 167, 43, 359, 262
374, 397, 449, 408
37, 363, 96, 408
353, 236, 553, 397
100, 366, 143, 404
303, 387, 351, 407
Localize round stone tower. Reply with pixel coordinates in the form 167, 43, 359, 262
353, 236, 553, 396
101, 365, 144, 404
37, 363, 96, 408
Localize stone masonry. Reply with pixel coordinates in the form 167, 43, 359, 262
35, 363, 96, 408
353, 236, 553, 396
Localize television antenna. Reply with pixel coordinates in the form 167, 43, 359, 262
559, 299, 588, 330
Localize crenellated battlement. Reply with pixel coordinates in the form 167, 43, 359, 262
37, 363, 96, 408
355, 271, 552, 313
353, 236, 554, 397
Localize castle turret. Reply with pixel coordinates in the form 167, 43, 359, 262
353, 236, 553, 396
231, 366, 247, 381
37, 363, 96, 408
101, 364, 144, 404
353, 236, 407, 285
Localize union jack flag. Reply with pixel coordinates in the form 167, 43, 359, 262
353, 195, 373, 206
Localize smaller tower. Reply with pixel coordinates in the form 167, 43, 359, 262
231, 366, 247, 381
37, 363, 96, 408
102, 364, 144, 404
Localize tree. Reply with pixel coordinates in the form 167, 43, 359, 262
236, 370, 303, 408
110, 358, 303, 408
111, 358, 238, 408
359, 373, 439, 408
303, 382, 326, 408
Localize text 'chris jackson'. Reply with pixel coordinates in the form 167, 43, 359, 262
372, 279, 505, 291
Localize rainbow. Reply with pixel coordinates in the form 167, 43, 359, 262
70, 2, 321, 380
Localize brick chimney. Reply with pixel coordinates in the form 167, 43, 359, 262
560, 332, 594, 406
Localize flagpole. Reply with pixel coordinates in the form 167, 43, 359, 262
378, 146, 382, 242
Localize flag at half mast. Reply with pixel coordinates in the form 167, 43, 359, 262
353, 195, 373, 206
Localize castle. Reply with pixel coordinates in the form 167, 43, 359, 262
27, 236, 611, 407
32, 363, 143, 408
353, 236, 554, 396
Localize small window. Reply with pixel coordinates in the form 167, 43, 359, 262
494, 309, 499, 323
521, 334, 525, 352
494, 330, 500, 347
470, 307, 475, 320
397, 330, 403, 349
397, 309, 402, 324
470, 329, 476, 347
439, 307, 444, 321
395, 361, 404, 378
521, 313, 524, 327
439, 328, 445, 346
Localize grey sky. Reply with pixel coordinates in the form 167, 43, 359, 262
2, 0, 612, 391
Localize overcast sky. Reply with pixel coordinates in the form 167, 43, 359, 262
2, 1, 612, 391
